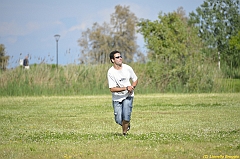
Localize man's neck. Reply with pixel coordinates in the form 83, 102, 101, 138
114, 63, 122, 70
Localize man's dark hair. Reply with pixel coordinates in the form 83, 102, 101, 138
109, 50, 121, 63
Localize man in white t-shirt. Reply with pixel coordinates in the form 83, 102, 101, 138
107, 50, 138, 136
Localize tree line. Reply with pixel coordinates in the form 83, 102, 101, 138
78, 5, 143, 64
0, 44, 9, 71
1, 0, 240, 79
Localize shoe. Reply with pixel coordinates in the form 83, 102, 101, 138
127, 123, 130, 131
123, 133, 127, 136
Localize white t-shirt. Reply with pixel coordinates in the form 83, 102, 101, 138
107, 63, 138, 102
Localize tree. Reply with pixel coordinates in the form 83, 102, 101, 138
78, 22, 112, 64
229, 31, 240, 50
110, 5, 138, 63
0, 44, 9, 71
228, 31, 240, 77
188, 0, 240, 68
138, 8, 204, 62
78, 5, 139, 64
137, 8, 211, 92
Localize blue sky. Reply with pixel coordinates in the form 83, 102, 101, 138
0, 0, 204, 68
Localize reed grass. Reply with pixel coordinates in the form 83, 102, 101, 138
0, 63, 239, 96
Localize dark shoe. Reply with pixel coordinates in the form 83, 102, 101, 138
123, 133, 127, 136
127, 123, 130, 131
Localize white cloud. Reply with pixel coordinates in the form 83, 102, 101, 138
68, 23, 87, 32
26, 21, 41, 31
0, 21, 25, 36
0, 21, 43, 36
7, 36, 18, 44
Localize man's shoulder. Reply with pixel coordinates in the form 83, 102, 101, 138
122, 63, 129, 67
108, 66, 114, 70
107, 66, 114, 73
122, 63, 132, 70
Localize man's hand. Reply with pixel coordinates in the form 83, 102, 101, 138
127, 86, 134, 93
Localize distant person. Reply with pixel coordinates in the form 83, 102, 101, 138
23, 56, 29, 69
107, 50, 138, 136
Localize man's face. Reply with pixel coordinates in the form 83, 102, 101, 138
113, 53, 122, 65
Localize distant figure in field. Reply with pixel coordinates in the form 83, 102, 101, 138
23, 56, 29, 69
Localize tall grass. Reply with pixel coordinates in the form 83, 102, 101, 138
0, 63, 239, 96
0, 64, 110, 96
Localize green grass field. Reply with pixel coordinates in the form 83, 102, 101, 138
0, 94, 239, 159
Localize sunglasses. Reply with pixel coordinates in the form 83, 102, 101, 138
114, 56, 122, 59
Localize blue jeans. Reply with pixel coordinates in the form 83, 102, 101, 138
112, 97, 133, 126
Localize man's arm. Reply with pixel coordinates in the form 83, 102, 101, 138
110, 87, 127, 93
132, 79, 138, 88
110, 79, 138, 93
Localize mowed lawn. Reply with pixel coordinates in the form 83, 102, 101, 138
0, 94, 239, 159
